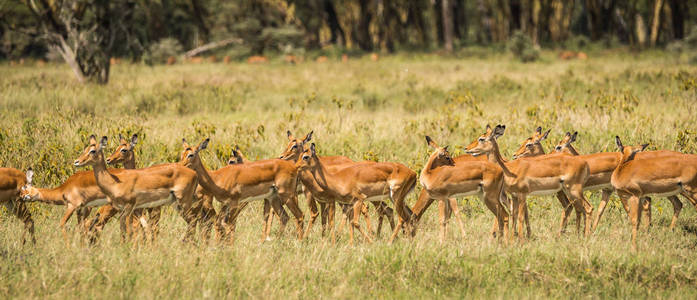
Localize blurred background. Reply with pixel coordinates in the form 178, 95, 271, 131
2, 0, 696, 83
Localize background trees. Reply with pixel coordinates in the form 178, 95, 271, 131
1, 0, 696, 83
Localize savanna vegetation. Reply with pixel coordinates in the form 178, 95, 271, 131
1, 49, 697, 298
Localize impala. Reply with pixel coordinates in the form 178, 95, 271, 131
181, 138, 304, 242
74, 135, 199, 241
278, 130, 395, 238
465, 125, 594, 240
87, 134, 162, 238
611, 136, 697, 249
1, 167, 35, 244
553, 132, 694, 231
296, 143, 416, 245
419, 136, 507, 242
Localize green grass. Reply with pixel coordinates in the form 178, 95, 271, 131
1, 49, 697, 298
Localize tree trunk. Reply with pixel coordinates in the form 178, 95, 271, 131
442, 0, 455, 51
356, 0, 374, 51
323, 0, 346, 46
476, 0, 492, 43
635, 13, 647, 47
669, 0, 685, 39
649, 0, 664, 46
453, 0, 467, 40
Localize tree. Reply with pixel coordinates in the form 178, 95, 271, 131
24, 0, 133, 84
442, 0, 455, 51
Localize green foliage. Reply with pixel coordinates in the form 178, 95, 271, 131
508, 31, 540, 62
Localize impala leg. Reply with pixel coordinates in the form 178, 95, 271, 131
265, 196, 287, 241
436, 199, 447, 243
447, 197, 466, 239
627, 195, 641, 250
641, 197, 652, 230
305, 191, 319, 238
361, 204, 373, 236
667, 195, 683, 230
409, 189, 436, 237
60, 204, 77, 245
569, 186, 593, 237
515, 194, 528, 242
7, 200, 35, 245
119, 204, 135, 242
592, 189, 613, 232
147, 207, 162, 240
262, 199, 272, 240
556, 191, 573, 235
320, 201, 329, 236
280, 190, 304, 240
328, 202, 337, 245
351, 199, 373, 244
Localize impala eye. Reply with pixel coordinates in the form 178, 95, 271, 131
303, 155, 310, 161
292, 145, 297, 149
478, 138, 485, 142
89, 150, 96, 154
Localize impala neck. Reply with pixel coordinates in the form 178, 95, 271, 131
420, 151, 447, 181
191, 157, 231, 199
532, 143, 546, 156
309, 157, 333, 190
409, 189, 432, 223
566, 145, 580, 156
123, 157, 136, 169
34, 187, 66, 205
92, 151, 119, 197
488, 139, 516, 178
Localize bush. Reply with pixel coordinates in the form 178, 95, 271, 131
507, 31, 539, 62
143, 38, 183, 65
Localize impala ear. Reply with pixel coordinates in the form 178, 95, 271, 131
569, 132, 577, 144
539, 129, 551, 142
303, 130, 313, 144
89, 134, 97, 145
310, 143, 316, 156
130, 134, 138, 146
425, 136, 438, 148
485, 124, 492, 133
99, 136, 108, 150
536, 126, 542, 134
182, 138, 189, 148
26, 168, 33, 185
615, 136, 624, 152
287, 130, 293, 140
199, 138, 209, 151
640, 143, 649, 151
493, 125, 506, 137
119, 134, 125, 143
443, 145, 449, 152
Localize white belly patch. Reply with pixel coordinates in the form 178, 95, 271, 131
240, 187, 277, 203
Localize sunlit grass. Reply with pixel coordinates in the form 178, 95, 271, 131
1, 49, 697, 298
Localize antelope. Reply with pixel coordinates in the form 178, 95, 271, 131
0, 167, 35, 244
278, 130, 395, 239
181, 138, 304, 242
553, 132, 695, 231
409, 125, 517, 238
465, 125, 594, 240
73, 135, 199, 241
296, 143, 416, 245
611, 136, 697, 249
88, 134, 162, 238
419, 136, 508, 242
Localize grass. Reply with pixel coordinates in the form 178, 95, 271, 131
1, 49, 697, 298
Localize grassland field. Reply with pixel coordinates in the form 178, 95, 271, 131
1, 49, 697, 299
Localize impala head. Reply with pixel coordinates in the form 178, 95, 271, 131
227, 145, 245, 165
19, 168, 39, 202
554, 131, 578, 153
279, 130, 313, 160
425, 136, 454, 168
180, 138, 209, 167
74, 135, 107, 167
297, 143, 320, 171
106, 134, 137, 165
465, 125, 506, 156
512, 126, 550, 159
615, 136, 649, 162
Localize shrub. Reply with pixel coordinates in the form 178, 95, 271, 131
143, 38, 183, 65
507, 31, 539, 62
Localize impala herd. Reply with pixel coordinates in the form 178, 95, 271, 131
1, 125, 695, 250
